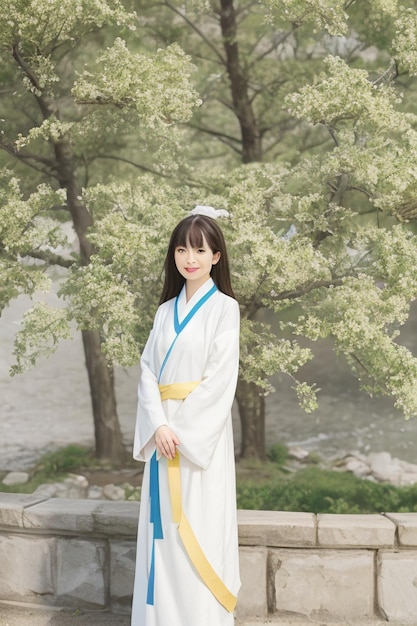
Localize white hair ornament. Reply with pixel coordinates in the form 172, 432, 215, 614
191, 205, 230, 219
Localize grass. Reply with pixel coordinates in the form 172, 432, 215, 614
236, 448, 417, 514
0, 444, 97, 494
2, 442, 417, 513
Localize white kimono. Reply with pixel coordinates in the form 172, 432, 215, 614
131, 278, 241, 626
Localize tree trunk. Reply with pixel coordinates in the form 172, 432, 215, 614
219, 0, 262, 163
218, 0, 266, 458
235, 378, 266, 460
82, 329, 126, 463
55, 138, 126, 463
10, 46, 126, 464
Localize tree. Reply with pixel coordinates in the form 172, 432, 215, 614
120, 0, 417, 458
0, 0, 200, 463
3, 0, 417, 463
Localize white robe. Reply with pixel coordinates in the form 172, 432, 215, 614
131, 278, 241, 626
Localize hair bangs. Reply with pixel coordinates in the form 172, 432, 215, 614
174, 218, 206, 250
159, 214, 235, 303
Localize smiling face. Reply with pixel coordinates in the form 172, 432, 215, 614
174, 233, 220, 297
160, 214, 234, 305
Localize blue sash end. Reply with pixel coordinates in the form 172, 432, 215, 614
147, 451, 163, 605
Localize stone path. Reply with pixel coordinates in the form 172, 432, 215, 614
0, 604, 414, 626
0, 604, 128, 626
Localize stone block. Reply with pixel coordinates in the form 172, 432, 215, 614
378, 549, 417, 622
2, 472, 30, 486
237, 510, 316, 547
0, 534, 54, 600
55, 538, 107, 608
23, 498, 99, 533
385, 513, 417, 546
270, 548, 374, 620
109, 540, 136, 613
93, 501, 139, 537
318, 514, 395, 547
0, 493, 47, 528
235, 546, 267, 619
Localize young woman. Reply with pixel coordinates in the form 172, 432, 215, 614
131, 209, 241, 626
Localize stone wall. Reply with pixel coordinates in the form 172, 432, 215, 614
1, 494, 417, 623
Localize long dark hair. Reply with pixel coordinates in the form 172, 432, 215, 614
159, 215, 235, 304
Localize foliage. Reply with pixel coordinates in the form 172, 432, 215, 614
60, 179, 189, 363
393, 8, 417, 75
263, 0, 350, 36
0, 0, 134, 48
124, 485, 141, 501
0, 445, 95, 494
4, 443, 417, 515
35, 444, 95, 475
0, 0, 201, 368
73, 38, 200, 127
2, 0, 417, 459
57, 156, 417, 416
236, 465, 417, 514
267, 442, 289, 465
0, 171, 67, 315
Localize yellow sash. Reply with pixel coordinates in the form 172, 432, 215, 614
159, 381, 200, 401
158, 382, 237, 613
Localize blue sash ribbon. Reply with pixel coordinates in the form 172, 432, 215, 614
147, 283, 218, 605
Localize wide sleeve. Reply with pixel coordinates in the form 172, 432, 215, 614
133, 323, 168, 462
173, 298, 240, 470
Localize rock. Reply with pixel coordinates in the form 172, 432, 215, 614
367, 452, 417, 486
337, 451, 417, 487
103, 484, 126, 501
88, 486, 104, 500
368, 452, 399, 483
288, 446, 310, 461
61, 474, 89, 498
33, 474, 88, 499
341, 455, 372, 479
2, 472, 30, 486
34, 483, 60, 498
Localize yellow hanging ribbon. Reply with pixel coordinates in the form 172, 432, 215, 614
158, 382, 237, 613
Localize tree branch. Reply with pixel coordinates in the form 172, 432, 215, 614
0, 141, 59, 179
274, 277, 346, 301
349, 351, 373, 380
348, 185, 373, 198
0, 141, 57, 169
94, 154, 179, 179
188, 122, 241, 144
11, 44, 51, 120
95, 154, 204, 188
325, 125, 339, 147
234, 0, 259, 18
371, 61, 398, 87
22, 249, 75, 268
163, 1, 226, 65
344, 0, 357, 10
250, 25, 298, 67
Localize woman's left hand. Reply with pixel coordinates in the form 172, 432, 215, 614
154, 425, 180, 460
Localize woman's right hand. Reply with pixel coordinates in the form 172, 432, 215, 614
154, 425, 180, 460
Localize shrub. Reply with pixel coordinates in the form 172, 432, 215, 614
236, 465, 417, 513
37, 444, 94, 475
267, 442, 289, 466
